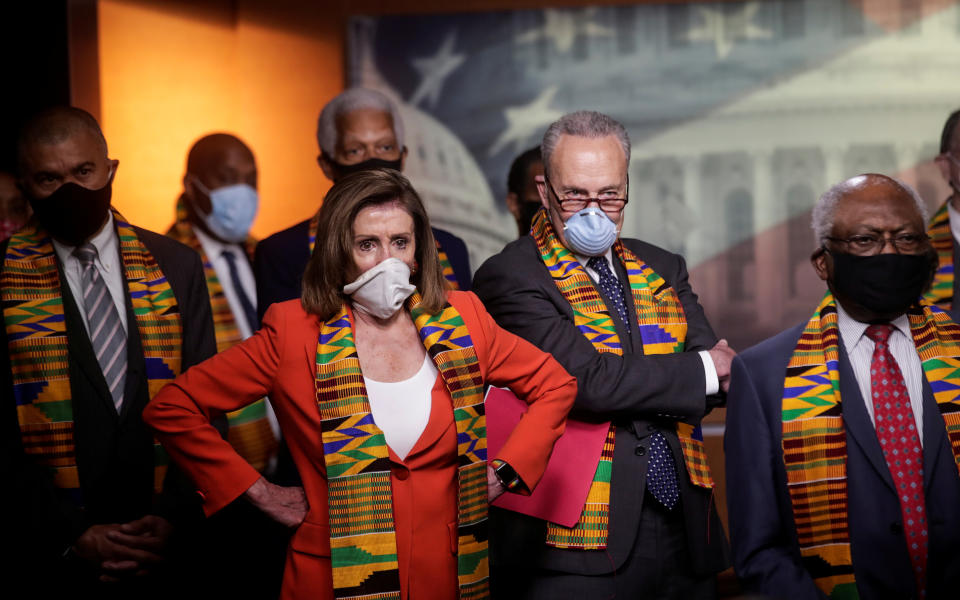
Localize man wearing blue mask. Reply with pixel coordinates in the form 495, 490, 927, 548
253, 88, 472, 321
167, 133, 287, 599
473, 111, 733, 599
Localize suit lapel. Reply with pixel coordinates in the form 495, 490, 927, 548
836, 340, 896, 492
921, 381, 946, 491
118, 290, 145, 424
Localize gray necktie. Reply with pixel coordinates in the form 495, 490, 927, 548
74, 243, 127, 412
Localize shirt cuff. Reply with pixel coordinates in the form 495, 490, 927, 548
699, 350, 720, 396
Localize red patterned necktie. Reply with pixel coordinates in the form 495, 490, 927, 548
864, 324, 927, 597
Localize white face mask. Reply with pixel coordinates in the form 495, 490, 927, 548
192, 179, 259, 243
343, 258, 416, 320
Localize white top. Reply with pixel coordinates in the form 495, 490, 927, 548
194, 227, 258, 339
836, 303, 925, 446
364, 354, 438, 461
52, 212, 128, 336
573, 249, 720, 395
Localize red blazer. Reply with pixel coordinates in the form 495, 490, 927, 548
145, 291, 576, 600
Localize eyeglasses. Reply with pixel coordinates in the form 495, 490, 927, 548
825, 233, 930, 255
545, 176, 628, 213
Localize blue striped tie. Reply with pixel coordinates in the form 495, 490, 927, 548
587, 255, 680, 509
74, 244, 127, 412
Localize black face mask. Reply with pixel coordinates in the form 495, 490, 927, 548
329, 156, 403, 181
29, 175, 113, 247
829, 250, 936, 316
517, 202, 542, 236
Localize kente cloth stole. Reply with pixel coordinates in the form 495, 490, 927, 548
2, 209, 181, 504
782, 292, 960, 599
316, 294, 488, 600
924, 201, 953, 310
309, 211, 460, 290
530, 210, 713, 550
169, 200, 276, 473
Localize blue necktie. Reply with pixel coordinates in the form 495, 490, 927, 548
587, 255, 680, 509
222, 249, 258, 332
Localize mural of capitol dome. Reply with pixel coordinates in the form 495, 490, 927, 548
397, 103, 515, 271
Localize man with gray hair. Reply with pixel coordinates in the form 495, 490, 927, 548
474, 110, 732, 598
726, 173, 960, 599
253, 87, 471, 319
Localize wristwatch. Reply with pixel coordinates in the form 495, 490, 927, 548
491, 459, 523, 493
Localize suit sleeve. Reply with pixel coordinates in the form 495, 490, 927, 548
473, 249, 710, 422
145, 303, 288, 516
457, 292, 575, 491
254, 235, 304, 324
724, 355, 825, 599
180, 249, 217, 368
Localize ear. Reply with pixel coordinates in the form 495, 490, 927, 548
319, 152, 336, 181
935, 154, 952, 183
505, 192, 520, 219
399, 145, 408, 171
182, 173, 198, 202
811, 246, 829, 282
536, 175, 549, 209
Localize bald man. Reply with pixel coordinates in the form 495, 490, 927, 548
167, 133, 279, 475
1, 107, 216, 596
726, 174, 960, 599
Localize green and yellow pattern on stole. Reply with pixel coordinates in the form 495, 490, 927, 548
316, 293, 488, 600
530, 209, 713, 550
924, 202, 954, 310
2, 210, 180, 503
168, 199, 277, 473
782, 292, 960, 599
309, 210, 461, 289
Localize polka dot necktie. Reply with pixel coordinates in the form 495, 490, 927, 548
587, 255, 679, 509
865, 324, 926, 597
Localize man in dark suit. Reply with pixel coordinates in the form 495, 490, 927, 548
726, 174, 960, 599
474, 111, 733, 599
925, 108, 960, 318
254, 87, 471, 321
0, 107, 216, 597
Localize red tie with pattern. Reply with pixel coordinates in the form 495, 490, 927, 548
864, 324, 927, 597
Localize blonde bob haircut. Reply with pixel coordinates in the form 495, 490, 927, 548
301, 169, 448, 320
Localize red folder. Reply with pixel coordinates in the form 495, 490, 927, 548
485, 386, 609, 527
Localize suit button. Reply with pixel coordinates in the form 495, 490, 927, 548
635, 445, 646, 456
394, 467, 409, 481
890, 522, 903, 534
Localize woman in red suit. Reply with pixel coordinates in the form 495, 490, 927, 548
145, 169, 576, 600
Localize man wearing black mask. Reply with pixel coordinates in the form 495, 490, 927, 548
253, 88, 472, 320
505, 146, 543, 238
0, 106, 216, 597
725, 173, 960, 599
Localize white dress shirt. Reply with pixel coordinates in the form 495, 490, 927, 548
836, 303, 925, 446
52, 212, 128, 337
948, 201, 960, 244
364, 354, 438, 461
574, 249, 720, 395
193, 227, 258, 339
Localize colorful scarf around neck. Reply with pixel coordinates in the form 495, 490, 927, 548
309, 210, 461, 290
924, 201, 953, 310
316, 293, 488, 600
2, 209, 180, 504
168, 198, 277, 473
782, 292, 960, 599
530, 209, 713, 550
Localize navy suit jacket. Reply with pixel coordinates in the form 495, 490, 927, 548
725, 318, 960, 599
253, 218, 472, 322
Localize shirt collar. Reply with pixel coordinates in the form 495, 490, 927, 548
835, 300, 912, 354
573, 248, 615, 272
194, 225, 245, 261
52, 211, 118, 267
947, 199, 960, 243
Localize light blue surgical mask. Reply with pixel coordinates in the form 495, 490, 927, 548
193, 180, 259, 243
562, 207, 618, 256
